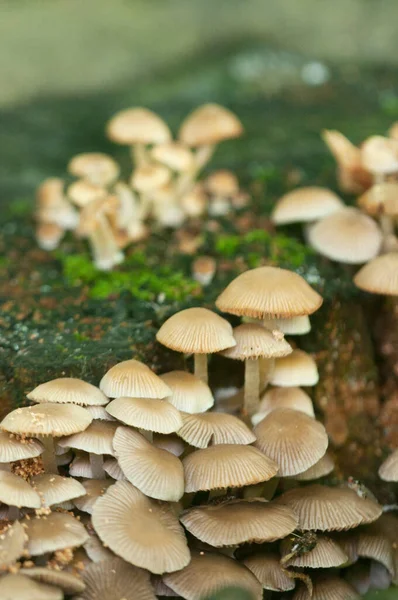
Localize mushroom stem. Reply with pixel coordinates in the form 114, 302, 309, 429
89, 453, 106, 480
40, 436, 58, 474
8, 506, 20, 521
259, 357, 275, 395
194, 354, 208, 384
90, 216, 123, 271
243, 358, 260, 417
176, 144, 214, 199
131, 143, 148, 168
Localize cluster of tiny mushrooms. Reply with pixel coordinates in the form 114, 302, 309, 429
35, 103, 247, 272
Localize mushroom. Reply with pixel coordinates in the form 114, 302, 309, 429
322, 129, 372, 193
177, 411, 255, 449
159, 371, 214, 413
69, 452, 95, 479
19, 568, 85, 596
35, 222, 64, 251
0, 471, 41, 519
130, 163, 171, 221
83, 531, 114, 563
75, 557, 156, 600
293, 452, 335, 481
27, 377, 108, 406
180, 183, 207, 217
183, 444, 278, 493
1, 403, 93, 473
112, 426, 184, 502
103, 457, 126, 481
36, 177, 78, 230
0, 521, 28, 570
151, 141, 194, 174
29, 473, 86, 508
271, 186, 344, 226
106, 107, 172, 167
0, 429, 43, 469
156, 307, 236, 383
354, 252, 398, 296
254, 408, 328, 477
253, 386, 315, 424
68, 152, 120, 187
67, 179, 106, 207
270, 349, 319, 387
113, 181, 147, 243
205, 170, 240, 216
192, 256, 217, 286
100, 359, 171, 399
280, 534, 348, 568
106, 396, 182, 438
261, 314, 311, 335
379, 448, 398, 481
293, 575, 359, 600
163, 550, 262, 600
180, 498, 297, 547
73, 479, 113, 514
0, 574, 63, 600
243, 553, 295, 593
220, 323, 292, 416
92, 480, 190, 574
22, 511, 89, 556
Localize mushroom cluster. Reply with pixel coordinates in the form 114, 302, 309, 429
0, 265, 396, 598
35, 104, 245, 270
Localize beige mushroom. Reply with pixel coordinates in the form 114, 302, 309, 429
28, 377, 108, 406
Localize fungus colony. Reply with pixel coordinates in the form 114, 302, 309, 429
35, 104, 246, 270
0, 266, 396, 599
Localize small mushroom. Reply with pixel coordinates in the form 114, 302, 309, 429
100, 359, 171, 399
379, 448, 398, 482
270, 349, 319, 387
261, 314, 311, 335
271, 186, 344, 225
0, 521, 28, 569
254, 386, 315, 424
177, 411, 255, 449
191, 256, 217, 286
293, 452, 335, 481
159, 371, 214, 413
28, 377, 108, 406
322, 129, 372, 193
0, 573, 63, 600
243, 553, 295, 593
205, 170, 240, 216
35, 222, 64, 250
36, 177, 78, 230
73, 479, 113, 514
29, 473, 86, 508
68, 152, 120, 187
22, 511, 89, 556
19, 568, 85, 596
106, 396, 182, 437
354, 252, 398, 296
293, 575, 359, 600
280, 534, 348, 568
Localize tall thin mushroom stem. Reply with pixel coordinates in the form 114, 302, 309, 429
244, 358, 260, 417
259, 357, 275, 395
89, 453, 106, 480
131, 144, 148, 168
373, 172, 395, 238
194, 354, 208, 384
40, 437, 58, 474
8, 506, 20, 521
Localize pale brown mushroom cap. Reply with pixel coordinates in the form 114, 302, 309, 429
153, 433, 185, 457
157, 307, 236, 354
29, 473, 86, 507
113, 427, 184, 502
100, 359, 171, 399
28, 377, 108, 406
106, 397, 182, 434
179, 103, 243, 147
379, 448, 398, 481
272, 187, 344, 225
357, 182, 398, 216
83, 532, 115, 563
361, 135, 398, 174
354, 253, 398, 295
293, 575, 359, 600
181, 498, 297, 547
216, 266, 323, 319
67, 180, 106, 207
257, 387, 315, 419
36, 222, 64, 250
270, 349, 319, 387
354, 528, 395, 575
163, 550, 262, 600
68, 152, 120, 186
254, 408, 328, 476
58, 420, 118, 455
0, 521, 28, 569
131, 163, 171, 192
205, 170, 239, 196
0, 471, 41, 508
322, 129, 362, 169
1, 403, 92, 437
262, 315, 311, 335
151, 141, 194, 172
0, 430, 44, 462
281, 534, 348, 568
106, 107, 172, 145
20, 568, 85, 595
276, 484, 382, 531
0, 574, 63, 600
92, 481, 190, 574
183, 444, 278, 492
22, 511, 89, 555
293, 452, 335, 481
85, 405, 115, 421
103, 457, 126, 480
69, 452, 94, 479
243, 553, 295, 592
75, 557, 156, 600
221, 323, 292, 360
159, 371, 214, 413
177, 411, 255, 448
73, 479, 113, 514
307, 207, 382, 264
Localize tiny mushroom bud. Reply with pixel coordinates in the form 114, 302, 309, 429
192, 256, 217, 286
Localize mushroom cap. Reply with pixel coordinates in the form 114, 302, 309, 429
106, 107, 172, 145
163, 550, 262, 600
159, 371, 214, 413
0, 471, 41, 508
92, 481, 190, 574
307, 207, 382, 264
293, 452, 335, 481
270, 350, 319, 387
74, 479, 113, 514
216, 266, 323, 319
221, 323, 292, 360
1, 403, 92, 437
27, 378, 108, 406
131, 164, 171, 193
106, 397, 182, 434
22, 512, 89, 555
354, 252, 398, 295
183, 444, 278, 492
271, 187, 344, 225
361, 135, 398, 174
379, 448, 398, 481
36, 177, 65, 207
19, 568, 85, 595
83, 532, 115, 563
68, 152, 120, 186
85, 405, 115, 421
113, 427, 184, 502
103, 457, 126, 480
254, 408, 328, 477
75, 557, 156, 600
153, 433, 185, 457
156, 308, 236, 354
293, 575, 359, 600
276, 484, 382, 531
322, 129, 361, 169
354, 528, 395, 575
36, 222, 64, 250
0, 430, 43, 462
179, 103, 243, 147
67, 180, 106, 207
181, 499, 297, 546
243, 553, 296, 592
177, 411, 255, 448
30, 473, 86, 507
0, 574, 63, 600
258, 387, 315, 419
262, 315, 311, 335
357, 182, 398, 216
58, 420, 118, 455
205, 170, 239, 196
69, 452, 94, 479
100, 359, 171, 399
0, 521, 28, 569
280, 534, 348, 568
151, 142, 194, 172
